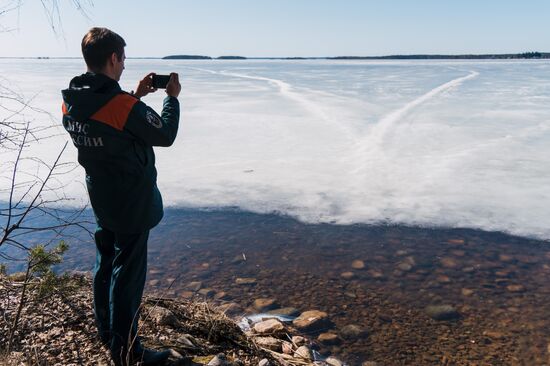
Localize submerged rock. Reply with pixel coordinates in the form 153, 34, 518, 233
340, 324, 368, 340
425, 305, 460, 321
267, 307, 300, 317
461, 288, 474, 296
351, 260, 365, 269
185, 281, 203, 292
318, 332, 340, 345
506, 284, 525, 292
340, 271, 355, 280
440, 257, 459, 268
198, 288, 215, 297
253, 298, 278, 312
293, 310, 330, 331
235, 277, 257, 285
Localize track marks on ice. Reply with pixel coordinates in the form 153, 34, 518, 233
368, 71, 479, 147
187, 66, 331, 122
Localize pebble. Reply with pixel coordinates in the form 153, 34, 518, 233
294, 345, 312, 360
207, 354, 230, 366
253, 319, 285, 334
148, 306, 178, 327
267, 307, 300, 317
351, 260, 365, 269
281, 341, 293, 354
326, 356, 345, 366
253, 298, 278, 312
291, 335, 306, 346
340, 324, 367, 339
425, 305, 460, 321
499, 254, 514, 262
179, 291, 194, 299
198, 288, 215, 297
397, 262, 412, 272
148, 279, 159, 286
293, 310, 330, 331
440, 257, 458, 268
253, 336, 281, 351
436, 275, 451, 283
362, 362, 378, 366
447, 239, 465, 245
185, 281, 202, 292
214, 291, 229, 300
235, 277, 256, 285
340, 271, 355, 280
506, 284, 525, 292
258, 359, 270, 366
483, 330, 506, 339
461, 288, 474, 296
176, 334, 196, 347
368, 269, 384, 279
318, 332, 340, 345
516, 255, 539, 264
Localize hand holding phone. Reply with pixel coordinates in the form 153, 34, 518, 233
165, 73, 181, 98
133, 72, 158, 98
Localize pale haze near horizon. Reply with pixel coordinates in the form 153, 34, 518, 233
1, 0, 550, 57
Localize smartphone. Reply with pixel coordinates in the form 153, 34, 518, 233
152, 74, 171, 89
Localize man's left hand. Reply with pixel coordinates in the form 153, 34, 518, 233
133, 73, 157, 98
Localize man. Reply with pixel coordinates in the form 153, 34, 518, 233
61, 27, 181, 365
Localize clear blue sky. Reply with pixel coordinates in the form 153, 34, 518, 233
2, 0, 550, 57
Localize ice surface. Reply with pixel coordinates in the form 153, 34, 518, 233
1, 59, 549, 239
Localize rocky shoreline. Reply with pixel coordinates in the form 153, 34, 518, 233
10, 209, 550, 365
0, 273, 356, 365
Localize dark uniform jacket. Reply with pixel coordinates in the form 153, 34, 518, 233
61, 72, 179, 233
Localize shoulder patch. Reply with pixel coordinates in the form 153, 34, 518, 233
90, 94, 138, 130
145, 110, 162, 128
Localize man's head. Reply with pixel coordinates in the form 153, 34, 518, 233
81, 27, 126, 81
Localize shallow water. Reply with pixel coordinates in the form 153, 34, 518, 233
40, 209, 548, 365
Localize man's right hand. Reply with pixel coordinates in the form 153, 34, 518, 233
166, 73, 181, 98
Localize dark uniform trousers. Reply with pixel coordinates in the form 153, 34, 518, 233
93, 226, 149, 363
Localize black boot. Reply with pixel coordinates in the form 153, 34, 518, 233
130, 346, 171, 366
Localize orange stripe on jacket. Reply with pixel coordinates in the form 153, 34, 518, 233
90, 94, 138, 131
62, 102, 68, 115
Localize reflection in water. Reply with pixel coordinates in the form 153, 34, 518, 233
46, 209, 550, 364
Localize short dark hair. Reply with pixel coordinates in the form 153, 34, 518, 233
81, 27, 126, 71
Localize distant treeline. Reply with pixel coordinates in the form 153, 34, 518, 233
162, 55, 246, 60
162, 52, 550, 60
330, 52, 550, 60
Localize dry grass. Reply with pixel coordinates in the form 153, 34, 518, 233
0, 273, 280, 365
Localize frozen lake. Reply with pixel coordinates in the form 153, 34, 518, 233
1, 58, 549, 239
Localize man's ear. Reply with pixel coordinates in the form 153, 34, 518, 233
109, 52, 118, 66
